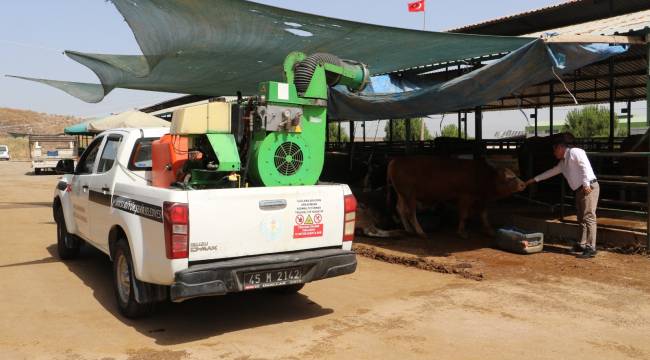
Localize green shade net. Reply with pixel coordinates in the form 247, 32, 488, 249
10, 0, 533, 103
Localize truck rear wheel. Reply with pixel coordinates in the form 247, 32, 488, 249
56, 213, 80, 260
113, 239, 154, 318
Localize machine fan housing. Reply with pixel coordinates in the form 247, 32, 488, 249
274, 141, 304, 176
249, 132, 323, 186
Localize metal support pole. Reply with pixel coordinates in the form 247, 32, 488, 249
349, 121, 355, 170
534, 107, 539, 137
326, 117, 331, 147
406, 118, 412, 140
457, 112, 462, 138
549, 83, 555, 135
389, 119, 393, 144
609, 58, 616, 151
405, 118, 412, 153
463, 113, 468, 140
337, 122, 341, 143
475, 107, 483, 141
560, 179, 566, 222
475, 106, 483, 158
627, 100, 632, 137
646, 33, 650, 250
363, 121, 366, 142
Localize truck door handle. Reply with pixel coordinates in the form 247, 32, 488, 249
259, 199, 287, 210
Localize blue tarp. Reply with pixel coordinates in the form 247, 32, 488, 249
328, 39, 629, 120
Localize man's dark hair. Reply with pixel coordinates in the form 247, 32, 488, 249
552, 132, 576, 148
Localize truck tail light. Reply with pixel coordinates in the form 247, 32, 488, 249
343, 194, 357, 242
163, 202, 189, 259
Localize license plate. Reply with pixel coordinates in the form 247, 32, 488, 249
243, 267, 302, 290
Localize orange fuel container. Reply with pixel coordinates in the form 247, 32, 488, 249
152, 135, 189, 188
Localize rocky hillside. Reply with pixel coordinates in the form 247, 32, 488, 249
0, 107, 81, 136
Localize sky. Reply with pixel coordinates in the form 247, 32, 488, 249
0, 0, 644, 138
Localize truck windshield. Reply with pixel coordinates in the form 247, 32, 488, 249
0, 146, 7, 152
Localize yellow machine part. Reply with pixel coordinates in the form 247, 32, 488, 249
171, 102, 232, 135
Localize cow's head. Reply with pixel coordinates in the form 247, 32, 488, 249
495, 168, 526, 196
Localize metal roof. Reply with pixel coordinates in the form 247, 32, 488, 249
523, 9, 650, 37
450, 0, 650, 36
443, 3, 650, 113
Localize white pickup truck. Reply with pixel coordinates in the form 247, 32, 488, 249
52, 128, 357, 318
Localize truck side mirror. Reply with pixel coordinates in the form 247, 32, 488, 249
55, 159, 75, 174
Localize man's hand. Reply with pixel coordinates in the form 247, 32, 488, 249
525, 179, 536, 187
583, 185, 592, 195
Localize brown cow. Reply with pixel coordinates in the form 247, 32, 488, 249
387, 156, 526, 238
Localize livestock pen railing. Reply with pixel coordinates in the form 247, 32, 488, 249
559, 152, 650, 248
326, 137, 628, 157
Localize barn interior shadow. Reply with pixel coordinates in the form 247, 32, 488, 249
46, 244, 334, 345
355, 229, 495, 258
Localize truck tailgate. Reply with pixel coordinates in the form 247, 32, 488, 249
187, 185, 345, 261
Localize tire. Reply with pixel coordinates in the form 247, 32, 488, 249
270, 283, 305, 294
34, 168, 41, 175
56, 212, 80, 260
112, 239, 154, 318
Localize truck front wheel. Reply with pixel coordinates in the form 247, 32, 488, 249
56, 213, 80, 260
113, 239, 154, 318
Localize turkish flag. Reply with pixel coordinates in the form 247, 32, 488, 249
408, 0, 425, 12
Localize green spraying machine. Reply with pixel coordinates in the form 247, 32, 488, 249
167, 52, 369, 189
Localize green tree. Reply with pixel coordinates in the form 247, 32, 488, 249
383, 118, 433, 141
440, 124, 466, 138
328, 123, 349, 142
563, 105, 615, 138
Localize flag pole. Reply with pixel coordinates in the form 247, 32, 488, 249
423, 6, 426, 30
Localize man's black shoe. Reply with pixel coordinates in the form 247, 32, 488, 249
577, 247, 597, 259
571, 244, 586, 253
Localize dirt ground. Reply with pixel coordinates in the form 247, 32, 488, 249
2, 161, 650, 360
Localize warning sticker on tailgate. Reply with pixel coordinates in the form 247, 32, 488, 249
294, 199, 323, 238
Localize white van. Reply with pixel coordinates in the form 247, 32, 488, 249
0, 145, 9, 160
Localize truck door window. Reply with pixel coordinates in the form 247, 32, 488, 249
128, 138, 156, 171
75, 136, 104, 174
97, 135, 123, 173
